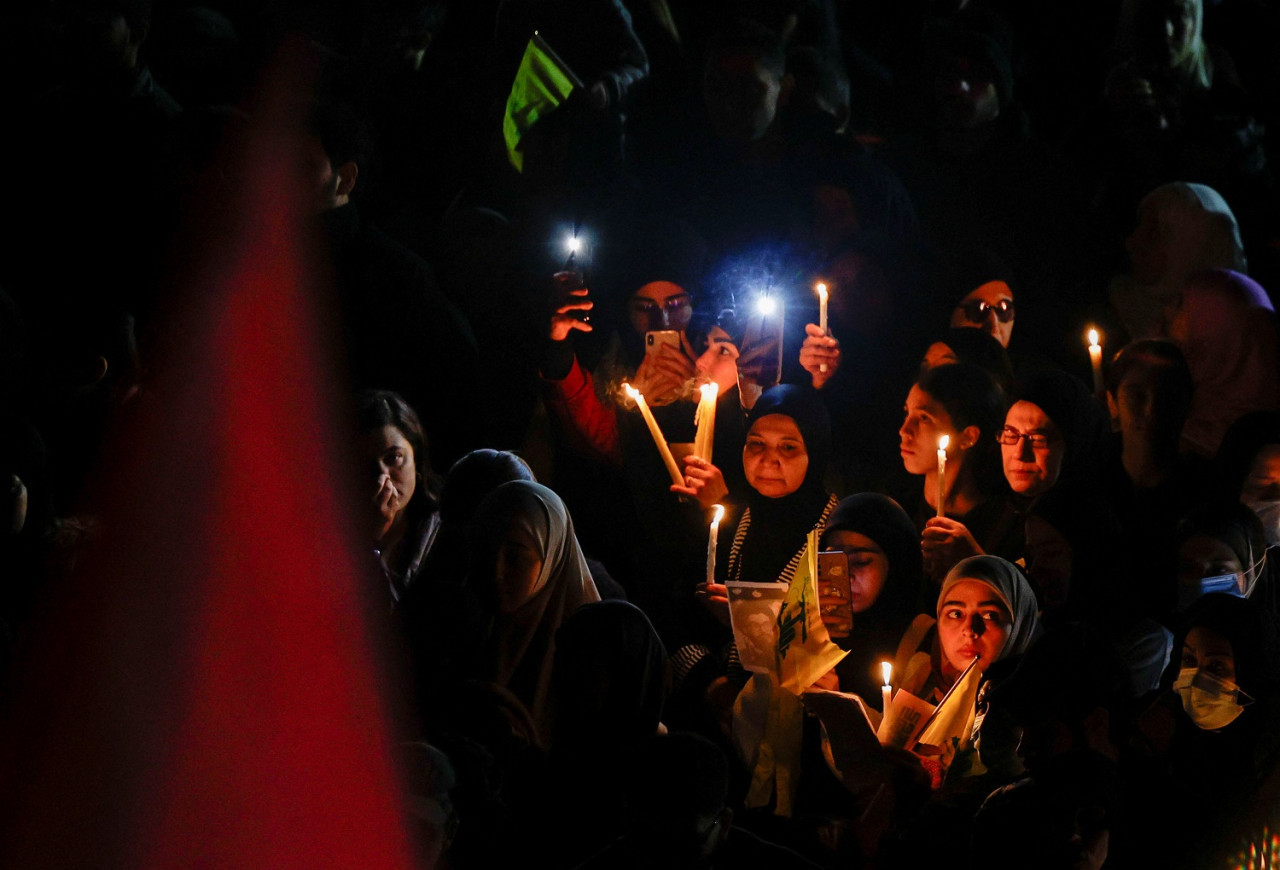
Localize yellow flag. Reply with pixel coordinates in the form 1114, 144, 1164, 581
776, 530, 847, 693
502, 33, 581, 172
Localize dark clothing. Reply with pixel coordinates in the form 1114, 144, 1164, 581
322, 204, 481, 469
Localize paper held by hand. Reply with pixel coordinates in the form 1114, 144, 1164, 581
876, 688, 935, 750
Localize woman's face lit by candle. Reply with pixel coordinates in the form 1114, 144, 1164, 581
695, 326, 740, 395
899, 385, 954, 476
743, 414, 809, 498
937, 579, 1012, 674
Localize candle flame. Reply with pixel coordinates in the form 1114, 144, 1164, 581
567, 235, 581, 255
881, 661, 892, 687
700, 382, 719, 401
815, 282, 828, 301
756, 295, 777, 316
623, 383, 639, 401
938, 434, 950, 452
712, 504, 725, 524
1087, 328, 1100, 348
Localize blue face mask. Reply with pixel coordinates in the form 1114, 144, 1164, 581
1177, 573, 1244, 612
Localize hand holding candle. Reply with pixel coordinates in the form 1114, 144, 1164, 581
936, 434, 950, 518
624, 383, 685, 488
1086, 327, 1104, 397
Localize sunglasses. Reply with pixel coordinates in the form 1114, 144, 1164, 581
956, 298, 1014, 324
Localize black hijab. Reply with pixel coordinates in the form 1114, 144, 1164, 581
823, 494, 925, 700
733, 385, 833, 585
1014, 369, 1108, 485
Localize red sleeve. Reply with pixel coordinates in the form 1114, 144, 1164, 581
542, 357, 623, 464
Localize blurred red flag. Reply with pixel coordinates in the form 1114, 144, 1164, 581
0, 42, 418, 869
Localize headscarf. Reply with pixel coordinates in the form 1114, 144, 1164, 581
1013, 369, 1109, 484
731, 385, 835, 585
1116, 0, 1213, 90
474, 481, 600, 736
1175, 270, 1280, 456
1112, 182, 1247, 340
823, 494, 924, 699
938, 555, 1041, 663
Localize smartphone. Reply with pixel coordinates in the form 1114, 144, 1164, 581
818, 550, 851, 600
737, 300, 785, 404
645, 329, 682, 356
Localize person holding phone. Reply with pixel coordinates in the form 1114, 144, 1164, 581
818, 493, 925, 705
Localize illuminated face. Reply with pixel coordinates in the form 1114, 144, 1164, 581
950, 281, 1014, 347
937, 579, 1012, 674
899, 385, 954, 476
493, 520, 545, 614
365, 424, 417, 529
1001, 401, 1065, 498
743, 414, 809, 498
1241, 445, 1280, 503
1181, 626, 1236, 683
695, 326, 741, 395
823, 530, 889, 613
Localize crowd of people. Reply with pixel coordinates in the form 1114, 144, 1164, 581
3, 0, 1280, 867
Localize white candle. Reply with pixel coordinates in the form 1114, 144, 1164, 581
1087, 328, 1104, 396
694, 382, 719, 463
880, 661, 893, 712
707, 503, 725, 585
625, 383, 685, 488
936, 434, 950, 518
816, 282, 829, 373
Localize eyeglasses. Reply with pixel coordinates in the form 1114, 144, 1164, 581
629, 294, 693, 328
956, 298, 1014, 324
996, 426, 1056, 450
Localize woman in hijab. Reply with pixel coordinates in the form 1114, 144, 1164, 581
1166, 269, 1280, 457
1130, 593, 1280, 867
672, 385, 837, 708
709, 384, 838, 589
472, 480, 600, 740
820, 493, 925, 705
1110, 181, 1247, 341
896, 555, 1041, 705
1001, 369, 1108, 504
893, 556, 1041, 782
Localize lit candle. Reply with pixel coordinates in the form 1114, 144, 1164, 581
694, 382, 719, 463
880, 661, 893, 712
936, 434, 950, 518
625, 383, 685, 488
1087, 328, 1104, 397
816, 282, 829, 373
707, 503, 725, 585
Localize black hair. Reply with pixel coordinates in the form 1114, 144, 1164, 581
918, 362, 1008, 496
1106, 339, 1194, 437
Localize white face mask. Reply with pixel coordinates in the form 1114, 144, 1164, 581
1245, 498, 1280, 548
1172, 667, 1249, 730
